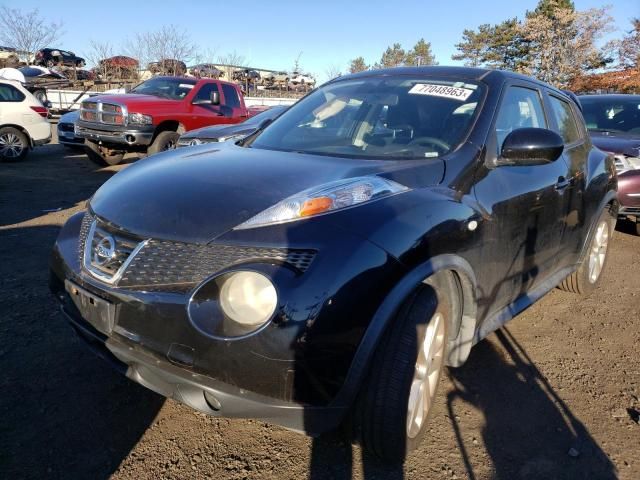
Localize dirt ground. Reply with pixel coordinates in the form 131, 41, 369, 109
1, 128, 639, 480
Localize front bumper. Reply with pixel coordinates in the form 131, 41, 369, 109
50, 211, 404, 433
75, 122, 154, 147
54, 285, 343, 434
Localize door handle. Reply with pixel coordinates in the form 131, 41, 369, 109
555, 176, 571, 190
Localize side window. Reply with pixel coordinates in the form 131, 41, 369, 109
0, 84, 25, 102
495, 86, 546, 152
221, 84, 241, 109
548, 96, 581, 144
193, 83, 219, 103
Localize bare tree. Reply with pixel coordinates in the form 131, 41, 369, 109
84, 40, 114, 78
0, 7, 64, 63
125, 25, 195, 76
324, 64, 343, 81
217, 51, 247, 80
217, 50, 247, 67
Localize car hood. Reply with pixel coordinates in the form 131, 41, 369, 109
590, 132, 640, 157
88, 94, 178, 110
59, 110, 79, 124
181, 123, 255, 141
89, 144, 445, 243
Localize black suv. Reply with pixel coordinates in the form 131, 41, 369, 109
50, 66, 617, 463
35, 48, 85, 68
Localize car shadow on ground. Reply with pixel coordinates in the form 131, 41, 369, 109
301, 325, 617, 479
446, 327, 617, 480
0, 222, 163, 479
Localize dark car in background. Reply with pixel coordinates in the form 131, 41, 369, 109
579, 94, 640, 234
51, 66, 616, 463
35, 48, 86, 68
177, 105, 288, 146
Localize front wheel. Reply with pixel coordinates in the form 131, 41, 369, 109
0, 127, 29, 161
559, 208, 614, 295
147, 131, 180, 155
350, 277, 451, 463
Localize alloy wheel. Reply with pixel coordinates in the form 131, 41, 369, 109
0, 132, 25, 158
588, 220, 609, 283
406, 311, 446, 438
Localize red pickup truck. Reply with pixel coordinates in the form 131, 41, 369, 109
76, 76, 250, 165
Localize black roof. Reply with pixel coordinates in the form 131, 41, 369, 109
333, 65, 560, 89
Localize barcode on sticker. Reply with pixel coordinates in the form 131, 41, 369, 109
409, 83, 474, 101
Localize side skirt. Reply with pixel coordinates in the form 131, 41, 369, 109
473, 265, 576, 344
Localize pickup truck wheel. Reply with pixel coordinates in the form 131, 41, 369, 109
84, 140, 124, 166
148, 131, 180, 155
559, 209, 614, 295
0, 127, 29, 161
351, 278, 450, 463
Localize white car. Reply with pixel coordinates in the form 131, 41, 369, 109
0, 79, 51, 160
289, 72, 315, 85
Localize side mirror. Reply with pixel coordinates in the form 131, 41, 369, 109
192, 91, 220, 106
498, 128, 564, 166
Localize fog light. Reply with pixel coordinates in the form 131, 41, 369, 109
219, 271, 277, 327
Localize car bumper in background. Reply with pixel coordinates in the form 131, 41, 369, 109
75, 122, 154, 147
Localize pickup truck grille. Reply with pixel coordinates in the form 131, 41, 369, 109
80, 100, 126, 126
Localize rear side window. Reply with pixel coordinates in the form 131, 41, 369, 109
221, 84, 241, 109
0, 84, 25, 102
494, 86, 546, 151
193, 83, 219, 103
549, 96, 581, 144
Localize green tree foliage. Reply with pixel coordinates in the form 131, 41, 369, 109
349, 56, 369, 73
452, 19, 529, 71
532, 0, 574, 17
405, 38, 437, 66
377, 43, 406, 68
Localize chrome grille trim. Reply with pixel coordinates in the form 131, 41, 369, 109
80, 100, 128, 126
83, 220, 148, 284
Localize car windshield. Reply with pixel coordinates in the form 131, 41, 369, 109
580, 96, 640, 134
248, 76, 485, 159
244, 106, 287, 126
130, 77, 196, 100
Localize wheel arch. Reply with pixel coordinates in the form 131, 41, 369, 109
0, 123, 33, 148
153, 120, 186, 140
332, 254, 478, 410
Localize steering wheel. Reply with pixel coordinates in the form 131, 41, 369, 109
408, 136, 450, 152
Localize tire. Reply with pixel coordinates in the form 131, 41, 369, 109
634, 218, 640, 237
0, 127, 29, 161
558, 208, 614, 295
46, 59, 55, 68
147, 131, 180, 155
84, 140, 124, 166
351, 277, 451, 463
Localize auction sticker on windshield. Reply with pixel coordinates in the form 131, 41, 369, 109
409, 83, 474, 101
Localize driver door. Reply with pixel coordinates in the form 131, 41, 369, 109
473, 82, 571, 313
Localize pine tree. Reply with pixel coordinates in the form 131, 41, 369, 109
349, 56, 369, 73
406, 38, 437, 66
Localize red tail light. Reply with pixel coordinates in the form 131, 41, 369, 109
30, 106, 48, 118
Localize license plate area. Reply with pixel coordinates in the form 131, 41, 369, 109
65, 280, 115, 335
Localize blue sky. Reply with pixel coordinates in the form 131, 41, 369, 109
2, 0, 638, 82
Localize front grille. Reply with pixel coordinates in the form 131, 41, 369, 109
120, 240, 315, 288
620, 206, 640, 214
78, 212, 316, 289
80, 100, 126, 126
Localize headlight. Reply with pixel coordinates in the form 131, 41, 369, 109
128, 112, 153, 125
188, 270, 278, 338
235, 176, 409, 230
219, 271, 277, 326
